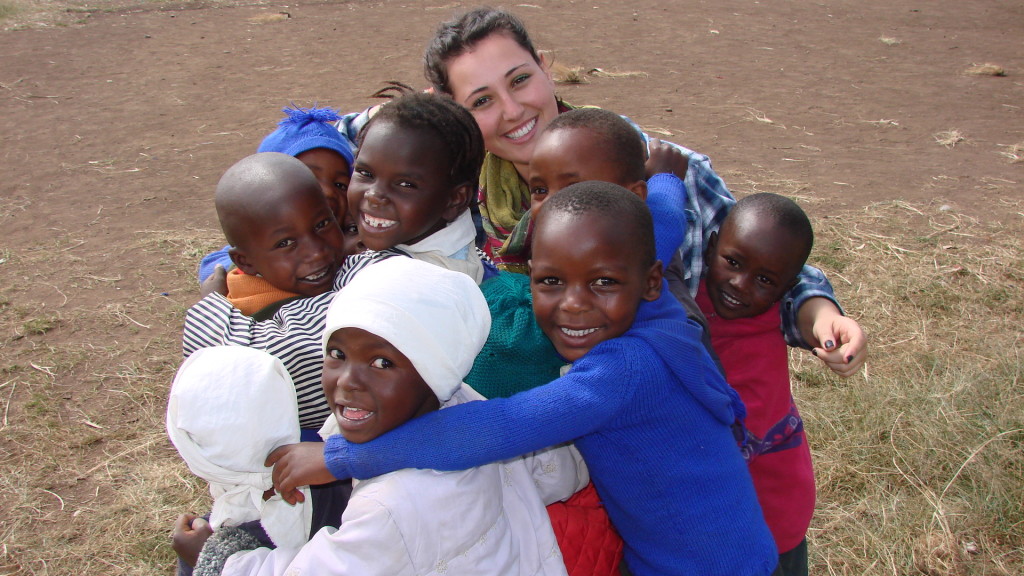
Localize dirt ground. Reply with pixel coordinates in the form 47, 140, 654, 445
0, 0, 1021, 574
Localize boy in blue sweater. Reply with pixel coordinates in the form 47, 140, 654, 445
269, 182, 779, 576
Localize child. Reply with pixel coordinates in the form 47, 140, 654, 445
184, 91, 488, 432
696, 193, 818, 576
345, 92, 489, 282
270, 183, 780, 576
209, 152, 345, 319
167, 346, 313, 572
185, 257, 587, 576
468, 108, 714, 399
199, 106, 363, 286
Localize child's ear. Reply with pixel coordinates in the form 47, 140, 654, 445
441, 181, 475, 222
643, 260, 664, 302
784, 270, 803, 293
627, 180, 648, 202
705, 231, 718, 260
229, 247, 258, 276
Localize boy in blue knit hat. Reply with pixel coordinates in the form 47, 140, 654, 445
199, 106, 363, 286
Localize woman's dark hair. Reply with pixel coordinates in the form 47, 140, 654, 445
424, 7, 541, 95
357, 92, 485, 187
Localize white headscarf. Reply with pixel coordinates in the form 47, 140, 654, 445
322, 257, 491, 403
166, 346, 312, 549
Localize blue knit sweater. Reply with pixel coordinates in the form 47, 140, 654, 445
324, 298, 777, 575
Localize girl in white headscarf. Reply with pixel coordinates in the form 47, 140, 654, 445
188, 257, 587, 576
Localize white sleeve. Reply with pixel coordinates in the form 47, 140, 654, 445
521, 443, 590, 505
220, 497, 416, 576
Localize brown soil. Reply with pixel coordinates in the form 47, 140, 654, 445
0, 0, 1020, 574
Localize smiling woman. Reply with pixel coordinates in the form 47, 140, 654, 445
405, 7, 865, 374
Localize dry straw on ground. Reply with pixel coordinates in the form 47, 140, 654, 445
2, 170, 1023, 574
964, 63, 1007, 77
934, 129, 966, 149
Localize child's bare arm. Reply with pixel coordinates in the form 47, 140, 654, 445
797, 297, 868, 377
266, 443, 335, 505
645, 138, 690, 180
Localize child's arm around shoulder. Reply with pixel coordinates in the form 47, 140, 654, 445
270, 349, 637, 501
644, 139, 690, 266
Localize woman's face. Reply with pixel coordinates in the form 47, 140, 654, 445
447, 32, 559, 177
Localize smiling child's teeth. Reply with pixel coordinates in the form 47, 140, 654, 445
722, 292, 742, 306
562, 327, 598, 337
364, 214, 397, 229
342, 406, 373, 421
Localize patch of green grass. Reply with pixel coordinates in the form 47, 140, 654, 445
25, 392, 54, 417
22, 316, 58, 335
813, 239, 851, 273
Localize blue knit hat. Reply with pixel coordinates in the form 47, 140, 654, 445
257, 106, 355, 172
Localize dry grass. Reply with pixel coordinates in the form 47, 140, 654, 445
791, 199, 1024, 575
0, 224, 222, 575
550, 62, 590, 85
964, 63, 1007, 77
996, 142, 1024, 163
247, 11, 289, 24
2, 162, 1021, 576
587, 67, 648, 80
934, 129, 966, 149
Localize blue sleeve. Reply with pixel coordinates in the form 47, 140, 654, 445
324, 346, 633, 480
645, 173, 687, 267
781, 265, 842, 349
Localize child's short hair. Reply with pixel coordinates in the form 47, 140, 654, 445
358, 92, 485, 188
258, 106, 355, 171
537, 180, 656, 266
731, 193, 814, 267
214, 153, 320, 248
546, 108, 646, 184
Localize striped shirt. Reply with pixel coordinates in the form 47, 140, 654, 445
183, 250, 399, 428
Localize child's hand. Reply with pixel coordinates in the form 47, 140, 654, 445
200, 265, 228, 298
172, 514, 213, 568
645, 138, 690, 180
265, 442, 335, 505
810, 313, 867, 377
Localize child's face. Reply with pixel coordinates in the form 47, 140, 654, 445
295, 148, 352, 220
230, 183, 344, 297
339, 211, 365, 257
528, 127, 643, 219
348, 121, 468, 252
530, 211, 662, 362
704, 216, 805, 320
322, 327, 439, 444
